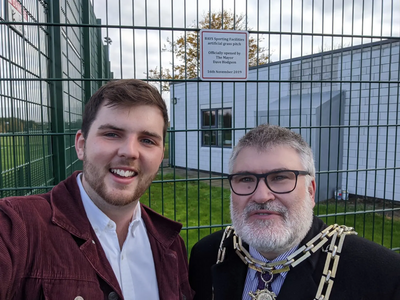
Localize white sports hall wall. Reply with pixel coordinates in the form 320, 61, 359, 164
170, 39, 400, 201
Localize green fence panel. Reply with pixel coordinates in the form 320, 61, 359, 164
0, 0, 111, 196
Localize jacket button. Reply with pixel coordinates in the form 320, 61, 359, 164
108, 291, 119, 300
74, 297, 84, 300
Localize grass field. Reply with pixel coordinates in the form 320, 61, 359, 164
141, 173, 231, 252
1, 134, 51, 170
1, 134, 54, 197
142, 173, 400, 254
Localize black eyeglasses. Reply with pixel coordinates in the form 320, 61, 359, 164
227, 170, 310, 196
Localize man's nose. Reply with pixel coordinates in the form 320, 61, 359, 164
252, 179, 275, 203
118, 137, 140, 158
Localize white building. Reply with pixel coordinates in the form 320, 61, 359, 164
170, 39, 400, 202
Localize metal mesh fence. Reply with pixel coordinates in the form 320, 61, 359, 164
0, 0, 110, 198
0, 0, 399, 253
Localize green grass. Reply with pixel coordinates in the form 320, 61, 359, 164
163, 142, 169, 159
1, 135, 51, 170
315, 200, 400, 250
142, 174, 400, 254
1, 134, 53, 197
163, 130, 170, 159
142, 173, 231, 253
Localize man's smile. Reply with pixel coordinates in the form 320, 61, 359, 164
110, 168, 137, 178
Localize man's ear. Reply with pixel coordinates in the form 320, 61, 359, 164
308, 178, 316, 207
75, 130, 85, 160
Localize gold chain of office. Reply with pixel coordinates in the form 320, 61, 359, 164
216, 224, 357, 300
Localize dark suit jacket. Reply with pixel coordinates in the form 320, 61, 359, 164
189, 216, 400, 300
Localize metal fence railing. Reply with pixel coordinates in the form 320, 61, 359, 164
1, 0, 399, 253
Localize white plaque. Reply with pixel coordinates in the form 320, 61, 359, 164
200, 29, 249, 81
8, 0, 28, 35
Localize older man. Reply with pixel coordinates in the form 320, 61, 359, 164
0, 79, 193, 300
189, 124, 400, 300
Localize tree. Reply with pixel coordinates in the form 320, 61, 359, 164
147, 11, 271, 91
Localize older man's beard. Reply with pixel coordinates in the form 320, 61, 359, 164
230, 193, 314, 255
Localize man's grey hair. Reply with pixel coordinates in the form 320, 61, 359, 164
229, 124, 316, 180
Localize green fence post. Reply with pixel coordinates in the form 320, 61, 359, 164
96, 18, 105, 88
82, 0, 93, 104
48, 0, 66, 183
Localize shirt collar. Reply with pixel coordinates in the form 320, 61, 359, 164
77, 173, 141, 238
248, 244, 299, 280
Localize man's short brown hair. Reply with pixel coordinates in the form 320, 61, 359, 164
81, 79, 168, 143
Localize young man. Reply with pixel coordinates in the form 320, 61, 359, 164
189, 124, 400, 300
0, 79, 193, 300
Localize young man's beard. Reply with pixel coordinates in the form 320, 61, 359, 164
82, 154, 157, 207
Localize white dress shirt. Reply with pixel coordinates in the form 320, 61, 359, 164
242, 245, 298, 299
77, 174, 160, 300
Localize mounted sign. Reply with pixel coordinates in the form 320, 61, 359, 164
8, 0, 28, 35
200, 29, 248, 81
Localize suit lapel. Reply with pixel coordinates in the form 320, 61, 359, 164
276, 256, 319, 300
277, 216, 327, 300
211, 234, 247, 300
212, 252, 247, 300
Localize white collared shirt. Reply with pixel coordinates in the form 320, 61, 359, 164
77, 173, 160, 300
242, 245, 298, 299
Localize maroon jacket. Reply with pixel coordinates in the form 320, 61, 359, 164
0, 171, 193, 300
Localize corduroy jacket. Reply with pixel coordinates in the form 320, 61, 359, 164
0, 171, 193, 300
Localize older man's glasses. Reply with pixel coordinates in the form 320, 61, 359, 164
228, 170, 310, 196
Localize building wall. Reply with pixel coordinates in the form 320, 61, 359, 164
170, 40, 400, 201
